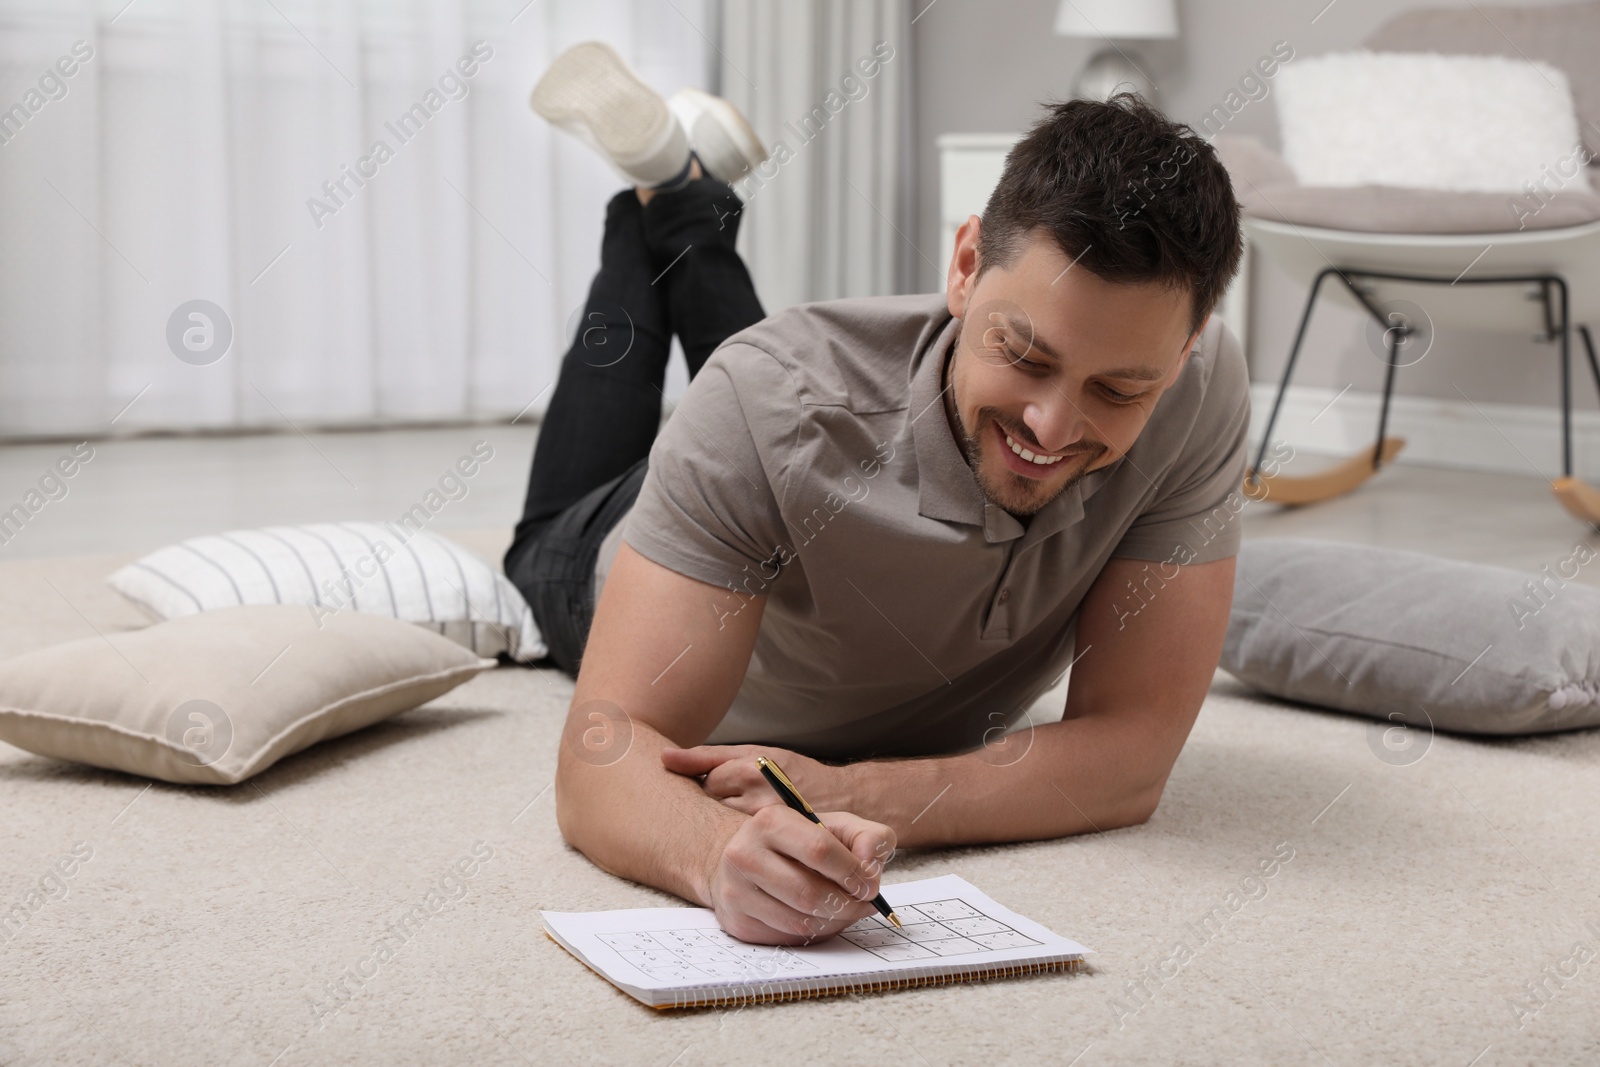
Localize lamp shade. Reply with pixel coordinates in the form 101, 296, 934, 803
1054, 0, 1178, 39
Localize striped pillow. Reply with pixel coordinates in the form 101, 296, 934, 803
105, 523, 546, 662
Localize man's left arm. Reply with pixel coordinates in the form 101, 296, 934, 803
664, 552, 1235, 848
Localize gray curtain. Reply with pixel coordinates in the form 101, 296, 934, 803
718, 0, 916, 312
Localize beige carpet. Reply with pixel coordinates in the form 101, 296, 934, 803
2, 530, 1597, 1065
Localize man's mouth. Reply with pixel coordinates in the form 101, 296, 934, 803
1002, 428, 1066, 464
992, 421, 1083, 478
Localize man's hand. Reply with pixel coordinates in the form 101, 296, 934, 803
705, 805, 896, 945
661, 743, 844, 814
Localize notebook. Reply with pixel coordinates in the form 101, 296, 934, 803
540, 874, 1092, 1009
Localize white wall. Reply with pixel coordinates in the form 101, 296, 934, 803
910, 0, 1595, 414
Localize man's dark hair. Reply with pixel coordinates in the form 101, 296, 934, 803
976, 94, 1242, 336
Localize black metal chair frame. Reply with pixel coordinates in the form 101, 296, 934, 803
1249, 265, 1600, 483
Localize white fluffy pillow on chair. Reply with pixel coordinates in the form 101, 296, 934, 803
1274, 51, 1592, 193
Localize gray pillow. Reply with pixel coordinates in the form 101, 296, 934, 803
1223, 539, 1600, 735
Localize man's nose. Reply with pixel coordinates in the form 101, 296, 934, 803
1024, 395, 1089, 454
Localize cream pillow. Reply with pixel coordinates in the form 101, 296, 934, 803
0, 605, 494, 785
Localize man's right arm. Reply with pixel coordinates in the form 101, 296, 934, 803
554, 541, 894, 945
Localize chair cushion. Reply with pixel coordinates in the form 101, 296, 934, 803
1366, 1, 1600, 158
1214, 135, 1600, 234
1238, 179, 1600, 234
1222, 539, 1600, 737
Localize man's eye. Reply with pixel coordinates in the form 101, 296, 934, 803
1003, 347, 1047, 370
1099, 384, 1139, 403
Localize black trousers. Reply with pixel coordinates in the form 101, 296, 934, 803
503, 178, 765, 677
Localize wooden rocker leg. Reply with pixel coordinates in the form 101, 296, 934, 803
1244, 270, 1410, 506
1245, 437, 1407, 506
1552, 476, 1600, 527
1551, 323, 1600, 528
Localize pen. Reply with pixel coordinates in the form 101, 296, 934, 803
755, 755, 901, 928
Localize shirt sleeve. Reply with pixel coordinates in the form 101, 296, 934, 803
619, 342, 798, 590
1111, 320, 1251, 566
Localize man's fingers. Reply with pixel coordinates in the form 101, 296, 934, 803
717, 792, 767, 815
702, 761, 773, 802
662, 748, 776, 806
708, 806, 894, 946
754, 807, 881, 902
660, 744, 739, 776
717, 875, 815, 943
818, 810, 896, 890
727, 842, 875, 937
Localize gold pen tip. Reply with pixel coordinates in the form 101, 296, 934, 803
888, 911, 902, 927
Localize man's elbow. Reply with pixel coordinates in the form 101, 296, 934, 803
554, 789, 579, 848
1096, 779, 1167, 831
553, 758, 588, 850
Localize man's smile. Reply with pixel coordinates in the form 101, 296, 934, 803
990, 420, 1098, 481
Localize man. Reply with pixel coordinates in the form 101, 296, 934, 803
505, 42, 1247, 947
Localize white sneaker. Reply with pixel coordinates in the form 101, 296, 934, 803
668, 87, 769, 185
530, 42, 692, 188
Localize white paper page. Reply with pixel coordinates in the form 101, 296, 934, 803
541, 874, 1091, 994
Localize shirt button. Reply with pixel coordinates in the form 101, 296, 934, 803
997, 587, 1010, 604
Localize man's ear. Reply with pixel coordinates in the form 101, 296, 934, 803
946, 215, 982, 320
1180, 313, 1211, 365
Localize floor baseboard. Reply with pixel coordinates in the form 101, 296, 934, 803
1248, 382, 1600, 479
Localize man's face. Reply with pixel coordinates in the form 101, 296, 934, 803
943, 221, 1204, 518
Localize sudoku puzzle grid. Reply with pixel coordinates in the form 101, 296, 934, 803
840, 898, 1042, 961
598, 898, 1040, 981
597, 927, 818, 983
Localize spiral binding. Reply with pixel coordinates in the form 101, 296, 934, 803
653, 956, 1085, 1011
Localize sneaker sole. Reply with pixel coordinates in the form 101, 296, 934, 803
530, 42, 683, 182
669, 87, 769, 184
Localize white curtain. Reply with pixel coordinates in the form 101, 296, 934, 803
718, 0, 914, 312
0, 0, 711, 438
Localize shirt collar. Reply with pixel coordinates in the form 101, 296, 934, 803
906, 307, 1119, 545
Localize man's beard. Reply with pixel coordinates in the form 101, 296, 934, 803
951, 404, 1106, 517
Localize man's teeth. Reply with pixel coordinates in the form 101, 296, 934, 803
1004, 432, 1064, 465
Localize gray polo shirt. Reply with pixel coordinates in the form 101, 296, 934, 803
594, 292, 1249, 760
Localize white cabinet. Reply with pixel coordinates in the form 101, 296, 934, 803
936, 133, 1021, 272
